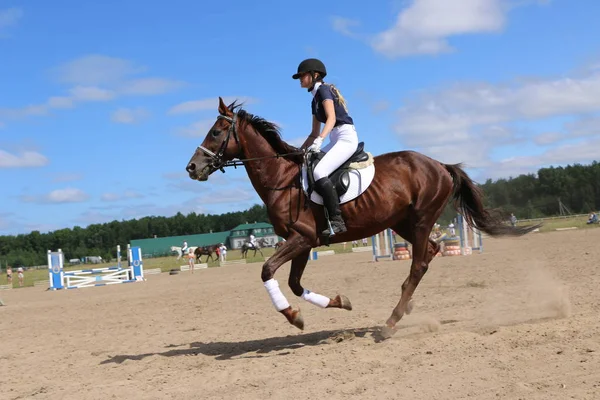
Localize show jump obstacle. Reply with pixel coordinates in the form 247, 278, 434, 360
47, 245, 144, 290
372, 213, 483, 261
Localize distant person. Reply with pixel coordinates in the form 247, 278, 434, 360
449, 222, 456, 236
219, 243, 227, 262
187, 248, 195, 274
510, 213, 517, 227
248, 234, 257, 248
6, 266, 12, 285
17, 267, 24, 287
587, 212, 598, 224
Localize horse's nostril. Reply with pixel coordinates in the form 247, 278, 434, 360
186, 163, 196, 172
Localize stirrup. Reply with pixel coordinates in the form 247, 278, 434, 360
322, 215, 347, 236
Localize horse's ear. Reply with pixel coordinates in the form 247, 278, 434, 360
218, 96, 232, 116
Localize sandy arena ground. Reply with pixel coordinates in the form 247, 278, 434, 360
1, 228, 599, 400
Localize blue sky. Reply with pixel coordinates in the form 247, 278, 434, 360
1, 0, 599, 235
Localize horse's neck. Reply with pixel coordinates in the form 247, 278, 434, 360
239, 127, 297, 198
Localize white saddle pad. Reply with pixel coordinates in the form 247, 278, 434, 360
301, 163, 376, 205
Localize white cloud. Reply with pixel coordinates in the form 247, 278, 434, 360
0, 104, 48, 119
533, 132, 563, 145
331, 16, 361, 37
22, 188, 89, 204
185, 188, 256, 205
47, 96, 75, 109
120, 78, 185, 95
168, 96, 258, 115
390, 63, 600, 177
69, 86, 116, 102
394, 69, 600, 145
0, 7, 23, 31
173, 119, 216, 137
101, 190, 144, 202
2, 55, 185, 122
334, 0, 546, 58
488, 137, 600, 179
564, 115, 600, 138
52, 55, 145, 86
110, 107, 150, 124
0, 149, 49, 168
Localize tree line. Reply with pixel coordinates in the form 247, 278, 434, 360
0, 205, 270, 268
2, 160, 599, 267
437, 161, 600, 224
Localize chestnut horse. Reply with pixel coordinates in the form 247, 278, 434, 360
185, 98, 540, 337
194, 245, 218, 263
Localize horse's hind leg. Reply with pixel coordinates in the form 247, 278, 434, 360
287, 251, 353, 316
382, 221, 437, 337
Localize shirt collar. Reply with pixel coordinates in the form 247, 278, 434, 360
310, 81, 322, 97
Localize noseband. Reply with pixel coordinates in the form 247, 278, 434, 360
196, 113, 241, 173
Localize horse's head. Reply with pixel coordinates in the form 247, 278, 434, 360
186, 97, 243, 181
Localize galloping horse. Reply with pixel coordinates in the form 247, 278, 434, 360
194, 244, 218, 263
241, 237, 267, 259
185, 98, 540, 337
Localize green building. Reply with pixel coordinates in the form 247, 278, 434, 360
228, 222, 280, 249
129, 222, 281, 258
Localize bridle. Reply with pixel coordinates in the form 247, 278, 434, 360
195, 112, 304, 174
196, 113, 242, 173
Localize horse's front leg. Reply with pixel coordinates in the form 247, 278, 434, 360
261, 234, 313, 330
287, 252, 353, 319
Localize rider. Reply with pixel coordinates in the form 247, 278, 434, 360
182, 240, 188, 256
249, 233, 257, 248
293, 58, 358, 235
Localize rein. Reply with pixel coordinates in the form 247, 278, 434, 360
195, 110, 309, 230
196, 113, 305, 172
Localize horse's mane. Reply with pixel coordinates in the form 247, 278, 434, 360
227, 101, 303, 163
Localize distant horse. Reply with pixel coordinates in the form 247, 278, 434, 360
185, 97, 541, 337
273, 241, 285, 252
194, 245, 219, 263
241, 238, 267, 259
171, 246, 198, 260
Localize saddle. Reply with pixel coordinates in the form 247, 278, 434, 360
306, 141, 370, 198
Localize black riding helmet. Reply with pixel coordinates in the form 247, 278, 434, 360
292, 58, 327, 79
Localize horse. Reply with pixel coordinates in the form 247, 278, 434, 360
185, 97, 541, 338
170, 246, 182, 259
171, 245, 198, 260
274, 241, 285, 252
241, 238, 267, 259
194, 245, 218, 263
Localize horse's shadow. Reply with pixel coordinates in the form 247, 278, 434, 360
100, 326, 395, 365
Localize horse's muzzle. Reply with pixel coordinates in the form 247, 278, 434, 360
186, 161, 209, 181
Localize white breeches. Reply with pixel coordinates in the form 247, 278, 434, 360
313, 124, 359, 181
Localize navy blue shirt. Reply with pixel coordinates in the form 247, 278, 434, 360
311, 83, 354, 126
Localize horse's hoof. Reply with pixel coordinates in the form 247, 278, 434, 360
337, 295, 353, 311
406, 300, 414, 315
291, 309, 304, 330
380, 325, 398, 339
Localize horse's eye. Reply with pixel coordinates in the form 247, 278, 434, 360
211, 129, 221, 138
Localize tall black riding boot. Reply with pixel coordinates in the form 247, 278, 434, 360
314, 177, 347, 236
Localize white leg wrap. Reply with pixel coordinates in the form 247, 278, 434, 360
264, 279, 290, 311
301, 289, 330, 308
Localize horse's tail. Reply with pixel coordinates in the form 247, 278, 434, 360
443, 163, 542, 237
